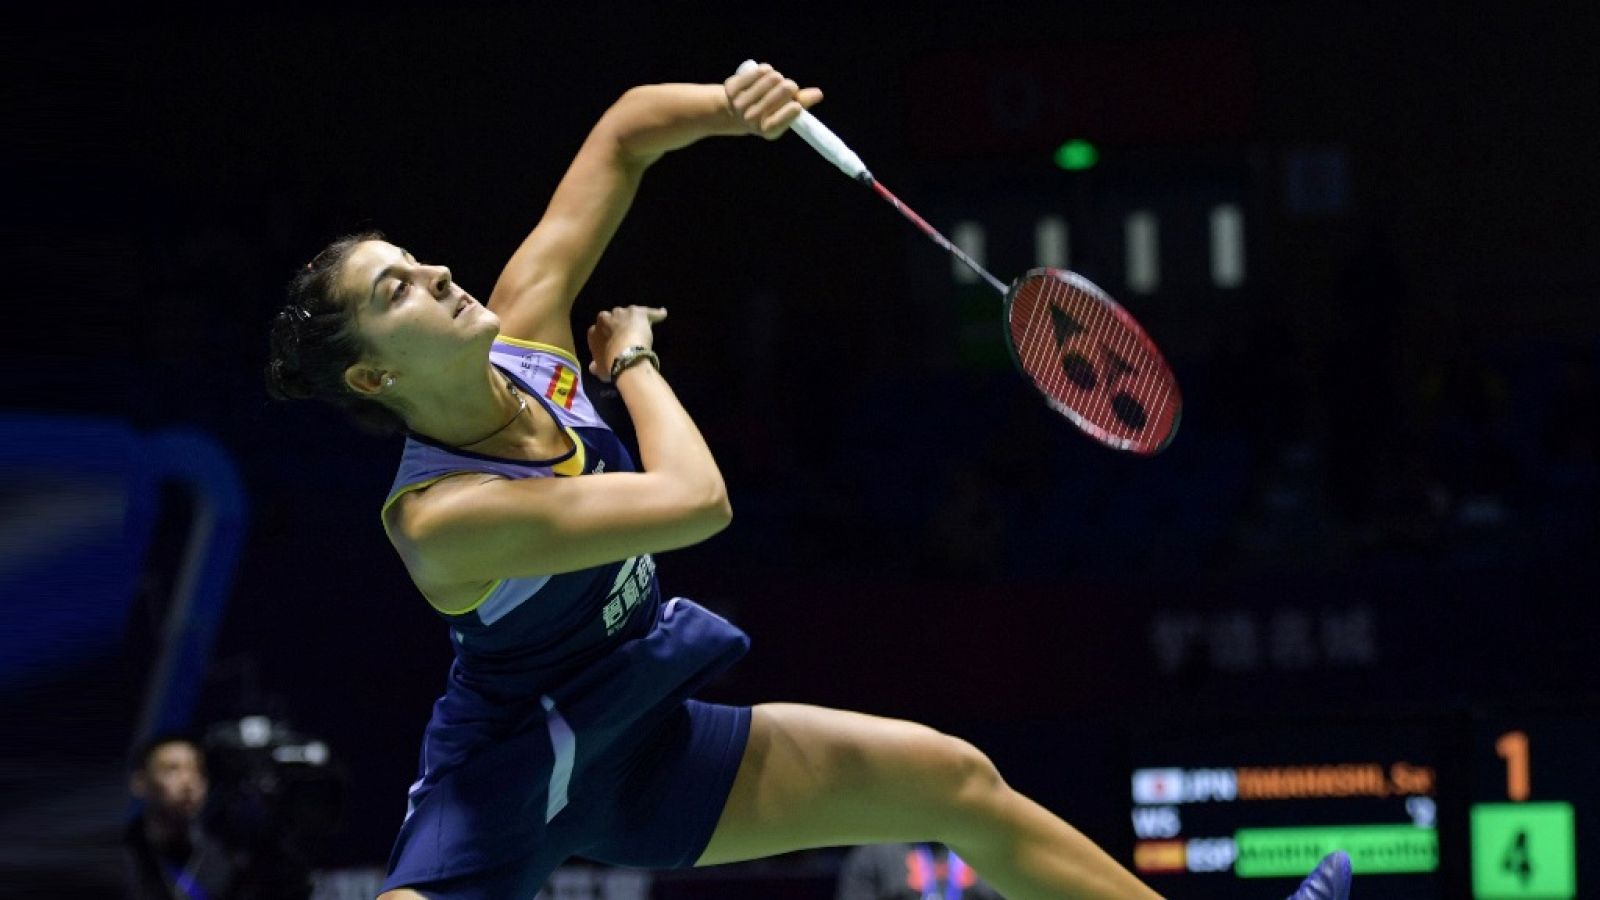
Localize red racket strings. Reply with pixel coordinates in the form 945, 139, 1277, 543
1009, 271, 1180, 454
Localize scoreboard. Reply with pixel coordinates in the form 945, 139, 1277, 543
1467, 715, 1589, 900
1125, 713, 1595, 898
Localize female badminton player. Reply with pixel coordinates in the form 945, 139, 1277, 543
264, 64, 1353, 900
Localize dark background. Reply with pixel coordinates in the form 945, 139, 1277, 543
8, 1, 1599, 897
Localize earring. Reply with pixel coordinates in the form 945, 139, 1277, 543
383, 374, 395, 389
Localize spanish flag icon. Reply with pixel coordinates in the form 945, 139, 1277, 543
545, 364, 578, 410
1134, 840, 1186, 875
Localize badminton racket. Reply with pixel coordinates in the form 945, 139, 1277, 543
736, 59, 1182, 455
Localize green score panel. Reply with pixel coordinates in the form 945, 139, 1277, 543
1471, 803, 1576, 899
1234, 825, 1438, 877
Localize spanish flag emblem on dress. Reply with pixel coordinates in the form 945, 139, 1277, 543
544, 364, 577, 410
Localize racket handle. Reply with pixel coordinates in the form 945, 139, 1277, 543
736, 59, 871, 182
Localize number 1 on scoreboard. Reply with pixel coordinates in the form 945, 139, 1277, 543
1496, 730, 1530, 802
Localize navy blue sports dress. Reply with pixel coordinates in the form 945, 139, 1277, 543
376, 337, 751, 898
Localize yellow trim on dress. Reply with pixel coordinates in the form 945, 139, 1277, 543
379, 475, 504, 617
442, 580, 504, 617
551, 427, 586, 477
493, 335, 581, 366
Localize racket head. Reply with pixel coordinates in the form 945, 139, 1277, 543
1003, 268, 1182, 455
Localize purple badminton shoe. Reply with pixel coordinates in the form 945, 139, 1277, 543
1284, 851, 1352, 900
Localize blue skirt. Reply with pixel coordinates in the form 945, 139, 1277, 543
380, 598, 751, 895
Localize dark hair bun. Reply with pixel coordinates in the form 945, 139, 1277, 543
265, 307, 316, 401
265, 230, 405, 435
265, 357, 316, 401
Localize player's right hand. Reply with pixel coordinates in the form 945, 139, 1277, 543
724, 62, 824, 140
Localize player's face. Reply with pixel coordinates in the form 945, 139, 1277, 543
339, 240, 498, 375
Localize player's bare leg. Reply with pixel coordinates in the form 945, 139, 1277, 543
696, 703, 1163, 899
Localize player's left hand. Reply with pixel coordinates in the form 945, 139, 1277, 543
723, 62, 823, 140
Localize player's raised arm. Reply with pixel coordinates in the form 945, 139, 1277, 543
487, 64, 822, 351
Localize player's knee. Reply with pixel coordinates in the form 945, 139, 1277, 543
952, 736, 1004, 800
377, 890, 427, 900
928, 736, 1021, 847
921, 731, 1004, 812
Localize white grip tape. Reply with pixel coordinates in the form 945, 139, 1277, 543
735, 59, 869, 180
790, 111, 869, 180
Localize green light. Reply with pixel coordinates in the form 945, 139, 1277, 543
1234, 825, 1438, 877
1054, 139, 1099, 171
1471, 803, 1576, 898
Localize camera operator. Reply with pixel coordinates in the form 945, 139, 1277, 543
124, 733, 240, 900
124, 728, 318, 900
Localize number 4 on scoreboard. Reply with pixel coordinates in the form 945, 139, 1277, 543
1470, 803, 1576, 899
1501, 830, 1532, 885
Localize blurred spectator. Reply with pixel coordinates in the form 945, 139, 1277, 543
837, 842, 1003, 900
124, 733, 239, 900
124, 732, 314, 900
